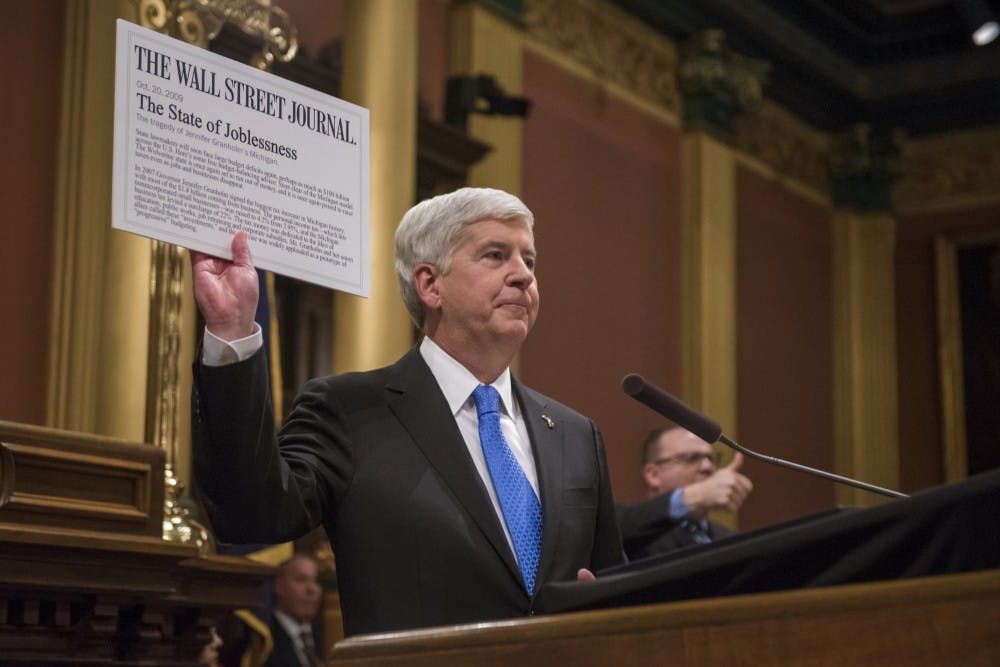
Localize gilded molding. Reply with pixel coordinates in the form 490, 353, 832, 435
132, 0, 297, 69
735, 101, 830, 195
934, 235, 968, 483
678, 29, 769, 137
828, 124, 903, 181
895, 127, 1000, 211
524, 0, 836, 194
524, 0, 681, 115
828, 124, 904, 211
145, 241, 210, 550
145, 241, 184, 462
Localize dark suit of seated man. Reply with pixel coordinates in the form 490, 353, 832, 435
212, 553, 322, 666
617, 425, 753, 560
190, 188, 624, 637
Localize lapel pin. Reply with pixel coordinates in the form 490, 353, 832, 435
541, 414, 555, 429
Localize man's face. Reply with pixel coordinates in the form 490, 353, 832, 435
274, 556, 322, 623
429, 218, 539, 350
644, 429, 717, 496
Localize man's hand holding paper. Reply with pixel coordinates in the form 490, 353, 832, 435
190, 231, 259, 342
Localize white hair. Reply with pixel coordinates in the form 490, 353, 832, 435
394, 187, 534, 328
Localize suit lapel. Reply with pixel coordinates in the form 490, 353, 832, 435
385, 349, 521, 582
514, 380, 564, 594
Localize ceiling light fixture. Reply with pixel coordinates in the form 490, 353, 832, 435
957, 0, 1000, 46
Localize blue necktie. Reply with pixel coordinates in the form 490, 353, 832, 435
472, 384, 542, 594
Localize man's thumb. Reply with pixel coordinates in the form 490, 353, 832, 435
726, 451, 744, 471
231, 230, 253, 267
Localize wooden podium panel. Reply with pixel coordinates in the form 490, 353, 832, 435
0, 421, 275, 663
0, 518, 276, 662
331, 570, 1000, 666
0, 420, 164, 536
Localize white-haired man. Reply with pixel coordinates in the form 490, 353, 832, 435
191, 188, 624, 636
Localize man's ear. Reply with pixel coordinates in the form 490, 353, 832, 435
413, 263, 442, 309
642, 463, 659, 491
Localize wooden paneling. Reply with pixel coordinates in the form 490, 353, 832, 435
0, 420, 163, 536
0, 522, 274, 663
0, 421, 275, 663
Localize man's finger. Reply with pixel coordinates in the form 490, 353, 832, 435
577, 568, 596, 582
231, 231, 253, 267
725, 451, 744, 471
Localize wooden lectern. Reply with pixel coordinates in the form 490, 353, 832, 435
331, 570, 1000, 666
332, 469, 1000, 666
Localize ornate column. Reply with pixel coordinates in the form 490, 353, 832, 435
333, 0, 417, 373
678, 30, 768, 437
449, 0, 525, 196
830, 124, 903, 506
48, 0, 150, 441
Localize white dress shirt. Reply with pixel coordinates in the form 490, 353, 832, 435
418, 336, 539, 553
201, 324, 262, 366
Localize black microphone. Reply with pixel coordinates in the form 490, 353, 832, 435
622, 373, 723, 444
622, 373, 907, 499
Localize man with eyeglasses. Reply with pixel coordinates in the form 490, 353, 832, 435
617, 424, 753, 559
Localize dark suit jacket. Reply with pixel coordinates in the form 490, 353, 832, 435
616, 494, 732, 560
262, 619, 301, 667
193, 347, 624, 636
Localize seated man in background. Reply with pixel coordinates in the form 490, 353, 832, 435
617, 424, 753, 560
215, 552, 324, 667
265, 553, 324, 667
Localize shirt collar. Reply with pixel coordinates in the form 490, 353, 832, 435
273, 608, 311, 640
419, 337, 516, 417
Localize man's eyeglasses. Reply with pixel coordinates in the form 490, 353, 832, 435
652, 451, 721, 467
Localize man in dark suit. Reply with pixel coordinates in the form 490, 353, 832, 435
211, 554, 322, 666
191, 187, 624, 637
264, 553, 323, 667
617, 425, 753, 559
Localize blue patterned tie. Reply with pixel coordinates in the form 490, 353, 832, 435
472, 384, 542, 594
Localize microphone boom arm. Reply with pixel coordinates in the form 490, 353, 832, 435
621, 372, 908, 500
719, 434, 907, 499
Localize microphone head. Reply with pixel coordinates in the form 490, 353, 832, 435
621, 373, 646, 397
621, 373, 723, 444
